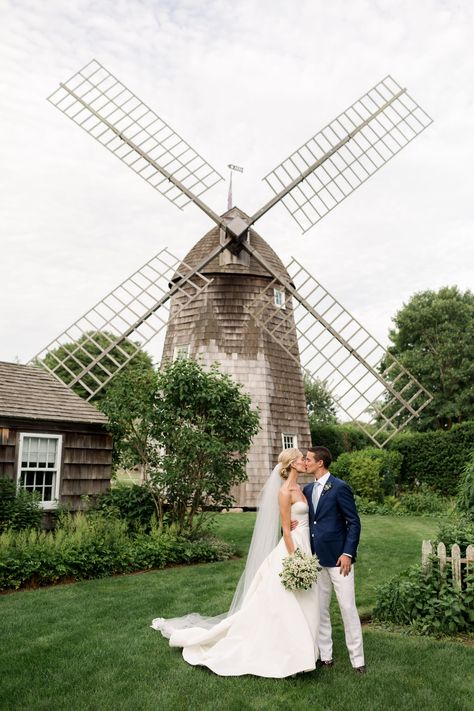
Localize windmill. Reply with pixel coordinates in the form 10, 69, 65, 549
32, 60, 433, 506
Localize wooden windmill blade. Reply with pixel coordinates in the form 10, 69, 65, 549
244, 252, 432, 446
249, 76, 433, 233
29, 247, 216, 401
48, 59, 225, 224
38, 60, 240, 400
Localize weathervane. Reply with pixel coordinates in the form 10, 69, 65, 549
227, 164, 244, 210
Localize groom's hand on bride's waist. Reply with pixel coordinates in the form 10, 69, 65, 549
290, 519, 298, 530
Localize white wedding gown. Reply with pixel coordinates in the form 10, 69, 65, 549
151, 502, 319, 678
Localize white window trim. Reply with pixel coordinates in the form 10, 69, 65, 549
273, 288, 286, 309
281, 433, 298, 449
173, 344, 190, 361
17, 433, 62, 510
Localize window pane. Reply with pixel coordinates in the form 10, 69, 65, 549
28, 437, 39, 465
282, 434, 297, 449
46, 439, 57, 466
19, 435, 60, 506
25, 471, 35, 487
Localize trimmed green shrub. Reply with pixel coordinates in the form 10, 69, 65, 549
0, 478, 42, 532
309, 422, 371, 460
374, 562, 474, 636
354, 496, 402, 516
396, 485, 450, 515
433, 517, 474, 551
90, 483, 158, 533
0, 512, 235, 591
389, 420, 474, 496
331, 447, 403, 501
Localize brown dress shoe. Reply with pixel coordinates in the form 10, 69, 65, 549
354, 665, 366, 674
317, 659, 334, 668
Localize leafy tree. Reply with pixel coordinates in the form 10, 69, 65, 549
39, 331, 154, 402
101, 359, 260, 534
99, 364, 159, 479
382, 286, 474, 431
304, 376, 337, 423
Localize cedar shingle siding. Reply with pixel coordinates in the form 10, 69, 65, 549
0, 362, 112, 519
164, 208, 312, 507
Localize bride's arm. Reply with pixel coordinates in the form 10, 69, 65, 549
278, 490, 296, 556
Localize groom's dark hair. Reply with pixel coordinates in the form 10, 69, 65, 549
308, 446, 332, 469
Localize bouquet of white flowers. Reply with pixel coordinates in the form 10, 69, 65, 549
279, 548, 321, 591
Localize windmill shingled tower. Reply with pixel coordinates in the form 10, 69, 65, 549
163, 207, 310, 505
32, 60, 434, 506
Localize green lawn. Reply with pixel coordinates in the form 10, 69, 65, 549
1, 515, 473, 711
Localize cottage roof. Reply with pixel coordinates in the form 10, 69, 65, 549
178, 206, 290, 281
0, 362, 108, 425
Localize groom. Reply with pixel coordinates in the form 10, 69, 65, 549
293, 446, 365, 673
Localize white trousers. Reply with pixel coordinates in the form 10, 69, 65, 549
318, 566, 364, 668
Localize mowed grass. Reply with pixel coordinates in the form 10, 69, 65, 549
1, 515, 473, 711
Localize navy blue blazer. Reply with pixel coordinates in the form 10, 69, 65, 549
303, 474, 361, 568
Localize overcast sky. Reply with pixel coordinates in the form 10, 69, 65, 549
1, 0, 473, 366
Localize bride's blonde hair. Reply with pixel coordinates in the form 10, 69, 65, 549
278, 448, 302, 480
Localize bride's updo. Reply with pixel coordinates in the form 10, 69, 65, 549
278, 448, 302, 480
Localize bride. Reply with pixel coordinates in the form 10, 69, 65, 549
151, 448, 320, 678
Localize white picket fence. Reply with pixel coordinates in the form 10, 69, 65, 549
422, 541, 474, 590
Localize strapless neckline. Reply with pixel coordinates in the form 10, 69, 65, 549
291, 500, 308, 509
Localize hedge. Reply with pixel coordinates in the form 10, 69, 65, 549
388, 420, 474, 496
309, 422, 371, 459
330, 447, 403, 501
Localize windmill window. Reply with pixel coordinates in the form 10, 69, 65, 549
173, 344, 190, 361
17, 433, 62, 509
274, 288, 285, 309
282, 433, 298, 449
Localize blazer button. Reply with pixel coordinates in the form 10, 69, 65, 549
312, 534, 314, 537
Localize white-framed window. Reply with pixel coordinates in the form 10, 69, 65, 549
17, 433, 62, 509
274, 288, 285, 309
282, 433, 298, 449
173, 344, 190, 361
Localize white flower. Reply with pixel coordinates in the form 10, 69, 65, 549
279, 548, 321, 591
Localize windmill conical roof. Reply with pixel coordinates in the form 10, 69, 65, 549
179, 207, 289, 281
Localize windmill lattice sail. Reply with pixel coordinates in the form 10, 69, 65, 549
41, 60, 434, 463
262, 76, 433, 233
30, 249, 212, 400
48, 59, 224, 210
246, 257, 432, 446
